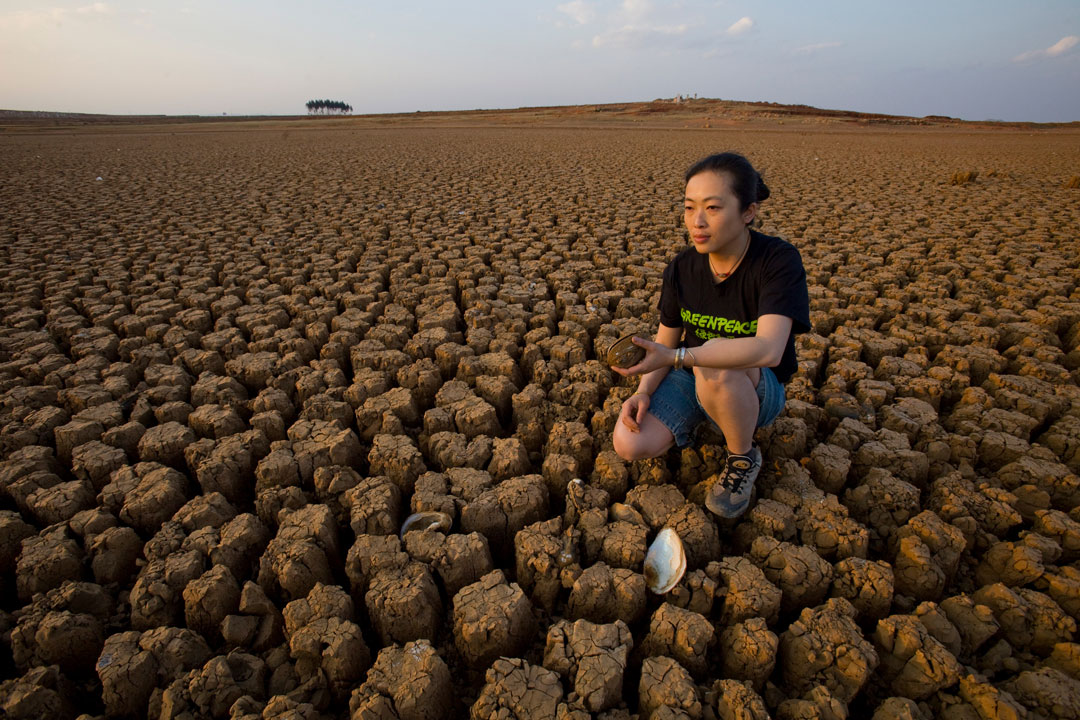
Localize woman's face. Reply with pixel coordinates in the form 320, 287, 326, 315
683, 170, 756, 255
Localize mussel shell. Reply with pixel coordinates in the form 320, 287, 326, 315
643, 527, 687, 594
605, 334, 646, 369
400, 511, 452, 538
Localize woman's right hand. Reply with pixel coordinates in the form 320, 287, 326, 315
619, 392, 651, 433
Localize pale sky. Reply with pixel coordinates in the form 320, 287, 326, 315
1, 0, 1077, 122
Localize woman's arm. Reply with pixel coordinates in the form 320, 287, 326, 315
685, 314, 792, 369
613, 314, 792, 375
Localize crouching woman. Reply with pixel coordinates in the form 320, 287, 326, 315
611, 152, 811, 519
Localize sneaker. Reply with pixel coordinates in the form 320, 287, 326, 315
705, 445, 762, 519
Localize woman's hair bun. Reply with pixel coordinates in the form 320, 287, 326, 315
755, 174, 771, 203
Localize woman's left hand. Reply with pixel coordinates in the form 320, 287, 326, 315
611, 336, 677, 376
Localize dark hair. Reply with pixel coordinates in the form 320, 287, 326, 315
684, 152, 770, 212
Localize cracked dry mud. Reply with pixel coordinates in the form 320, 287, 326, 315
1, 117, 1079, 719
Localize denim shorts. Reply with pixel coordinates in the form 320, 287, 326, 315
647, 366, 786, 448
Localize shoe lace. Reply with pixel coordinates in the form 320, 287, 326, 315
722, 457, 755, 493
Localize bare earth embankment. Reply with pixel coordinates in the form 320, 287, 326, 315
2, 103, 1080, 719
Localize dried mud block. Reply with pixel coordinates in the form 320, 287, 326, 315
366, 560, 442, 645
1002, 667, 1080, 719
852, 430, 929, 489
1040, 565, 1080, 621
926, 472, 1022, 549
11, 605, 107, 675
356, 387, 420, 440
25, 477, 95, 526
664, 502, 721, 569
912, 601, 963, 659
70, 440, 127, 491
15, 525, 84, 601
0, 665, 76, 720
255, 445, 302, 492
289, 615, 371, 705
546, 420, 594, 475
1048, 643, 1080, 680
732, 499, 797, 551
948, 674, 1028, 720
938, 594, 1000, 658
0, 510, 35, 573
288, 418, 364, 485
625, 483, 686, 531
869, 696, 928, 720
88, 524, 142, 584
639, 655, 702, 720
344, 475, 402, 537
975, 535, 1054, 587
780, 598, 879, 703
640, 602, 714, 678
892, 511, 966, 602
712, 556, 783, 626
54, 418, 104, 465
874, 613, 963, 699
831, 557, 894, 621
843, 469, 921, 554
119, 463, 189, 535
158, 650, 268, 719
183, 563, 242, 644
257, 504, 339, 601
192, 429, 270, 506
311, 464, 362, 526
543, 618, 632, 713
718, 617, 777, 691
461, 473, 548, 554
453, 569, 536, 669
470, 657, 564, 720
794, 494, 869, 562
973, 583, 1077, 655
369, 433, 426, 495
427, 431, 492, 471
709, 679, 770, 720
567, 562, 647, 624
137, 420, 195, 467
808, 443, 852, 495
345, 533, 409, 599
1040, 414, 1080, 473
433, 531, 495, 599
515, 517, 581, 614
187, 403, 246, 439
749, 536, 834, 615
1036, 509, 1080, 562
489, 436, 530, 481
349, 639, 452, 720
129, 550, 203, 629
434, 380, 500, 438
997, 453, 1080, 513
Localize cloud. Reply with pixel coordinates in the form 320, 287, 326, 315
726, 16, 752, 36
1014, 35, 1078, 62
1047, 35, 1079, 56
794, 41, 841, 54
556, 0, 594, 25
0, 3, 111, 29
592, 22, 687, 49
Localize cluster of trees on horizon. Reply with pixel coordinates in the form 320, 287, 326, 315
305, 99, 352, 115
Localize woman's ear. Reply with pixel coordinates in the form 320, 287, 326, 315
742, 201, 759, 225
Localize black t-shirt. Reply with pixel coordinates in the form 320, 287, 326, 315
658, 229, 811, 383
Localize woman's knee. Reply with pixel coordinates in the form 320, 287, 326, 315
612, 423, 667, 462
694, 367, 753, 395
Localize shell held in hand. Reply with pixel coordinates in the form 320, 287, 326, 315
643, 527, 687, 595
606, 334, 646, 369
400, 511, 452, 538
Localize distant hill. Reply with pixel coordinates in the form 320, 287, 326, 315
1, 98, 1075, 130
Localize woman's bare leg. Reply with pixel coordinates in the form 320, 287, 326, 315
613, 412, 676, 461
693, 366, 761, 453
